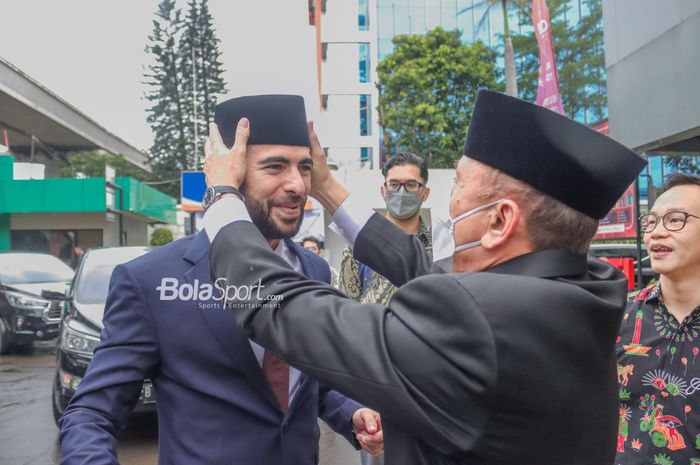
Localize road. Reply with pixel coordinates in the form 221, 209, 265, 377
0, 341, 362, 465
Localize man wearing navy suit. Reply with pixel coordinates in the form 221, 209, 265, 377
59, 95, 382, 465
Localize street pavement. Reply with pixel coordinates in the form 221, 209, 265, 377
0, 340, 361, 465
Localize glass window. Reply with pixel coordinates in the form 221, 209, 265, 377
360, 147, 374, 168
74, 247, 149, 305
360, 95, 371, 136
359, 0, 370, 30
0, 253, 74, 284
393, 3, 410, 34
378, 39, 391, 60
10, 229, 102, 267
359, 43, 370, 83
456, 0, 475, 42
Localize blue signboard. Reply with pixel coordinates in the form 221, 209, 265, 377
181, 171, 206, 212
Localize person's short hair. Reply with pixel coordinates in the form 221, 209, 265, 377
477, 162, 599, 255
382, 152, 429, 184
662, 172, 700, 192
301, 236, 322, 249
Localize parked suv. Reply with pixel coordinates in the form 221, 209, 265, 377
52, 246, 153, 423
0, 252, 74, 354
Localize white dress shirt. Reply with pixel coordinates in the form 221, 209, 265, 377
204, 197, 319, 407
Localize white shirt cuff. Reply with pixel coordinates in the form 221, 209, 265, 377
203, 195, 252, 242
329, 195, 375, 248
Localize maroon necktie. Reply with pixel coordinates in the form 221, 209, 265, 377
262, 351, 289, 412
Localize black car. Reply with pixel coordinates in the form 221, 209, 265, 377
0, 252, 74, 354
589, 243, 657, 288
52, 246, 154, 424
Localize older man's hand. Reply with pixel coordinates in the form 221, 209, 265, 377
307, 121, 349, 214
204, 118, 249, 188
352, 408, 384, 456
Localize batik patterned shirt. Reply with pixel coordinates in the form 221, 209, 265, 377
338, 217, 431, 306
616, 282, 700, 465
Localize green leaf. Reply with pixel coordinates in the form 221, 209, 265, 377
377, 27, 500, 168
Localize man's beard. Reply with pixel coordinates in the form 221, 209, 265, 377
245, 194, 306, 240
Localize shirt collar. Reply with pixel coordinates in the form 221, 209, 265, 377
632, 282, 661, 303
273, 239, 303, 274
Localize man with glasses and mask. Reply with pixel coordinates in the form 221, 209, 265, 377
337, 153, 431, 465
338, 153, 431, 314
203, 90, 646, 465
615, 173, 700, 464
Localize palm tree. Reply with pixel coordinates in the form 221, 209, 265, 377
458, 0, 529, 97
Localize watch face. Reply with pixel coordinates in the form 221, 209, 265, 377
202, 186, 215, 208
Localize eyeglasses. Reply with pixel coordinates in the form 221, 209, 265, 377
638, 211, 700, 233
383, 180, 425, 192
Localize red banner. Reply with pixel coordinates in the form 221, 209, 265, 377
532, 0, 565, 115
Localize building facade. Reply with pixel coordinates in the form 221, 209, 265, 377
311, 0, 603, 168
309, 0, 381, 169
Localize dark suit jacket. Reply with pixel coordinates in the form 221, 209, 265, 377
210, 213, 629, 465
59, 231, 360, 465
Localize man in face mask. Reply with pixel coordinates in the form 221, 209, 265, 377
338, 153, 431, 312
336, 153, 429, 465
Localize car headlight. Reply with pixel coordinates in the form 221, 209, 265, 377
3, 291, 49, 315
60, 325, 100, 356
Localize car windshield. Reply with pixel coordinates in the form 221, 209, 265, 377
74, 247, 149, 305
0, 253, 74, 284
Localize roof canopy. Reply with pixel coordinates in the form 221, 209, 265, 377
0, 56, 149, 171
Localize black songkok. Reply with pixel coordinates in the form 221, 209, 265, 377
215, 94, 310, 148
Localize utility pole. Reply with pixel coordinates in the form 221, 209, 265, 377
192, 39, 199, 170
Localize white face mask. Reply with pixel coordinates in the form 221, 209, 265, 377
432, 200, 502, 271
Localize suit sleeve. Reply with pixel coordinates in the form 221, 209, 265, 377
59, 265, 160, 465
210, 221, 496, 455
353, 214, 444, 288
317, 386, 362, 448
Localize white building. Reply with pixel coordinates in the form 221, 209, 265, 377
309, 0, 381, 170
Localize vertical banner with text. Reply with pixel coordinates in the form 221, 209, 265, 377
532, 0, 565, 115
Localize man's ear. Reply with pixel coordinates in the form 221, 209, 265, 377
421, 186, 431, 202
380, 185, 386, 199
480, 200, 521, 250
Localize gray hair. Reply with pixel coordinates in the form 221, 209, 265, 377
475, 162, 599, 255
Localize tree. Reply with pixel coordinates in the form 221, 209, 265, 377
510, 0, 607, 122
179, 0, 227, 169
457, 0, 529, 97
376, 27, 499, 168
59, 151, 152, 181
144, 0, 227, 197
144, 0, 189, 197
664, 154, 700, 174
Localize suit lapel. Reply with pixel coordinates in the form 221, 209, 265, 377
183, 232, 280, 410
285, 239, 318, 281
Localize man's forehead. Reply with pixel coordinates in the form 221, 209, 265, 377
457, 157, 486, 179
385, 163, 422, 179
652, 184, 700, 212
247, 144, 311, 159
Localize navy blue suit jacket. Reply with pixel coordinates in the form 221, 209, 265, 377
59, 231, 361, 465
